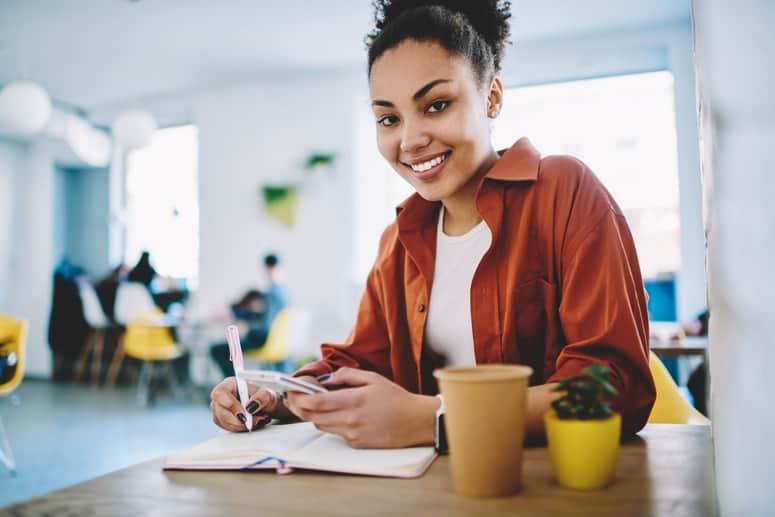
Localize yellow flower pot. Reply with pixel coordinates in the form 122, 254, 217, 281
544, 411, 621, 489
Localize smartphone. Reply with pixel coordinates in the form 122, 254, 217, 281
238, 370, 327, 395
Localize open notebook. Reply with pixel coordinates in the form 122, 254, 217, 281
164, 422, 437, 478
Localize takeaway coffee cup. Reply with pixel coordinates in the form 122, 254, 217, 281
434, 365, 533, 498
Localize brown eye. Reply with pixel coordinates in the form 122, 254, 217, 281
377, 115, 399, 127
427, 100, 449, 113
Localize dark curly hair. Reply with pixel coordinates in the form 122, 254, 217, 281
366, 0, 512, 85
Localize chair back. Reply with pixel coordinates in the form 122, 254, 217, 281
123, 311, 182, 362
76, 278, 111, 328
114, 282, 157, 326
648, 351, 710, 424
245, 308, 293, 363
0, 316, 28, 397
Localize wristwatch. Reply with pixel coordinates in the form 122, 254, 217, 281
434, 394, 448, 454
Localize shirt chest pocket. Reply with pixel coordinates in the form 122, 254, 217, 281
511, 278, 561, 384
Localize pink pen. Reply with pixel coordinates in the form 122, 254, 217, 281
226, 325, 252, 432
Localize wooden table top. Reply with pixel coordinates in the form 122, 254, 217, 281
3, 424, 715, 517
650, 336, 709, 357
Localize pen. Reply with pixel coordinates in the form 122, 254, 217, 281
226, 324, 252, 432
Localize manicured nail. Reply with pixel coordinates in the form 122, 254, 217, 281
236, 413, 247, 424
317, 373, 331, 382
246, 401, 260, 414
253, 415, 271, 430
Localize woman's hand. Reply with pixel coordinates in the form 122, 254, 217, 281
209, 377, 294, 432
284, 367, 439, 448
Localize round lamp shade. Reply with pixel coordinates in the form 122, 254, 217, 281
0, 81, 53, 136
65, 114, 112, 167
112, 110, 157, 150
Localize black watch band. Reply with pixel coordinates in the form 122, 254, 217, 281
434, 395, 448, 454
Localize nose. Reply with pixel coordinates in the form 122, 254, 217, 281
399, 118, 431, 154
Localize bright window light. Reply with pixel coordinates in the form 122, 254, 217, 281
124, 124, 200, 287
493, 71, 681, 279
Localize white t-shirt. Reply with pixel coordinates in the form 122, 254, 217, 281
424, 207, 492, 367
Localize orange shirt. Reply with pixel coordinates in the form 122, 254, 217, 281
297, 138, 655, 435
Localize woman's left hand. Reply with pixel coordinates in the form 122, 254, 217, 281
285, 367, 438, 449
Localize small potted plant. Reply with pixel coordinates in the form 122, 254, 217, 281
544, 364, 621, 489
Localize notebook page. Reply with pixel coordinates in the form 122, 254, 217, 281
286, 433, 436, 478
164, 422, 322, 469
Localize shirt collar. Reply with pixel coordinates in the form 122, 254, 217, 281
485, 137, 540, 182
395, 137, 541, 220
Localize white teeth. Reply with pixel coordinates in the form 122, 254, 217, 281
410, 153, 447, 172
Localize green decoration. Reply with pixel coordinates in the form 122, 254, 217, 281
551, 364, 618, 420
304, 152, 336, 170
261, 185, 299, 228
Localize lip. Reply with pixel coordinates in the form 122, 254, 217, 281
402, 151, 451, 182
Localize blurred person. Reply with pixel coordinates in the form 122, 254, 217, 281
94, 263, 129, 321
127, 250, 158, 290
210, 289, 270, 377
262, 253, 289, 327
683, 309, 710, 415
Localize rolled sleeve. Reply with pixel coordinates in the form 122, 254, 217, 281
549, 209, 655, 435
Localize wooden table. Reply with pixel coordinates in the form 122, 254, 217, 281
650, 336, 709, 357
3, 424, 715, 516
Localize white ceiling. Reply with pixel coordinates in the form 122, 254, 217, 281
0, 0, 690, 111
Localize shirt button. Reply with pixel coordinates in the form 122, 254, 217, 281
418, 304, 426, 313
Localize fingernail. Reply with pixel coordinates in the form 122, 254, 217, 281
246, 401, 260, 414
253, 415, 271, 430
317, 373, 331, 382
236, 413, 247, 424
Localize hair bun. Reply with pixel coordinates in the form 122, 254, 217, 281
372, 0, 511, 69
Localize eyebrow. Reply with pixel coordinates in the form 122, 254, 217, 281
371, 78, 452, 108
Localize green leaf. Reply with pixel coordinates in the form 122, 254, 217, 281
551, 364, 617, 420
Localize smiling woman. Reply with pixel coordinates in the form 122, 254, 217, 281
210, 0, 655, 449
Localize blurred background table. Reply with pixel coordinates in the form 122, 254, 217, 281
650, 336, 708, 358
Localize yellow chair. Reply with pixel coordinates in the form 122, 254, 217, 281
647, 351, 710, 425
0, 315, 28, 473
244, 308, 294, 370
108, 309, 185, 405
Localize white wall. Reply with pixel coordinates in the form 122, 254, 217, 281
1, 141, 57, 375
499, 23, 706, 321
59, 167, 111, 277
693, 2, 775, 515
0, 140, 23, 311
92, 71, 364, 354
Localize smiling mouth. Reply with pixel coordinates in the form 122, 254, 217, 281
403, 151, 451, 174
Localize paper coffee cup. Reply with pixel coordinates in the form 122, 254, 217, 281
434, 365, 533, 498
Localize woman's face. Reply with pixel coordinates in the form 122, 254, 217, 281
369, 40, 500, 204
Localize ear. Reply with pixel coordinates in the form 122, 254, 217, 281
486, 75, 504, 119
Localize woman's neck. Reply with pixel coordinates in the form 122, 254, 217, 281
441, 149, 499, 236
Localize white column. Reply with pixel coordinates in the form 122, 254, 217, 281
10, 141, 56, 376
108, 146, 126, 266
669, 27, 707, 322
0, 141, 22, 311
693, 2, 775, 515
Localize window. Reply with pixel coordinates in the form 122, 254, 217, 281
124, 124, 199, 287
352, 71, 680, 282
492, 71, 681, 279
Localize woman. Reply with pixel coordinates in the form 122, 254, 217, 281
210, 0, 655, 448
